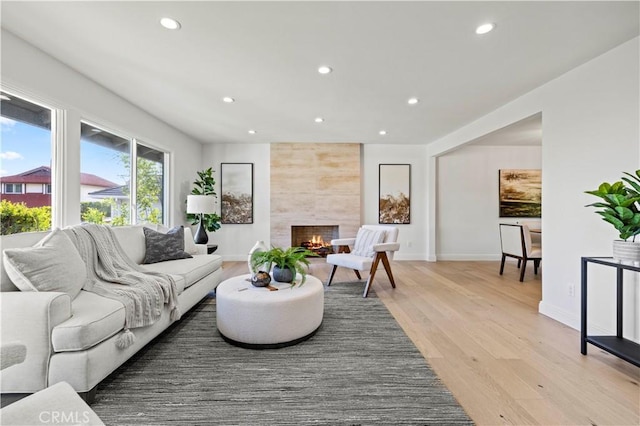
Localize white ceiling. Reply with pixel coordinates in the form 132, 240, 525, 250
1, 1, 638, 146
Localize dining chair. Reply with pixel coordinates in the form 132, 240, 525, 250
499, 223, 542, 282
325, 225, 400, 297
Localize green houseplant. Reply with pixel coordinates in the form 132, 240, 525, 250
250, 246, 318, 285
585, 170, 640, 261
187, 167, 221, 232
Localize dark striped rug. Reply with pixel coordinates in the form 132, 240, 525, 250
91, 282, 473, 425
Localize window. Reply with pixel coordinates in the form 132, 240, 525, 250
4, 183, 23, 194
136, 142, 165, 224
80, 122, 168, 226
44, 184, 52, 194
0, 91, 53, 235
80, 122, 131, 226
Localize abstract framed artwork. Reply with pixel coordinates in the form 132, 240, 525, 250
221, 163, 254, 224
379, 164, 411, 224
498, 169, 542, 218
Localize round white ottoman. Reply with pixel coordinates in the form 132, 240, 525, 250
216, 274, 324, 349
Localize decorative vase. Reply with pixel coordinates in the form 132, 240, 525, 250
251, 271, 272, 287
273, 266, 294, 283
248, 240, 269, 274
612, 240, 640, 263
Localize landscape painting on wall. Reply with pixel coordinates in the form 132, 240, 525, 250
499, 169, 542, 218
379, 164, 410, 224
221, 163, 253, 224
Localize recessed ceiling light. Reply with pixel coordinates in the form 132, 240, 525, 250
475, 23, 495, 35
223, 97, 235, 103
379, 130, 387, 136
407, 98, 419, 105
248, 130, 256, 134
160, 17, 181, 30
318, 66, 332, 74
315, 117, 324, 123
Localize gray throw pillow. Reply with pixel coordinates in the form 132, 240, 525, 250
142, 226, 193, 264
2, 228, 87, 299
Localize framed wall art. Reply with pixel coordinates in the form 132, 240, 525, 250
498, 169, 542, 218
379, 164, 411, 224
221, 163, 254, 224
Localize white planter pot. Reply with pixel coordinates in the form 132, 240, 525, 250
612, 240, 640, 262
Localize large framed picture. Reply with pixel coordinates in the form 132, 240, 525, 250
498, 169, 542, 218
221, 163, 253, 224
379, 164, 411, 224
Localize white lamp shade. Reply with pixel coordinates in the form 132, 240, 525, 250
187, 195, 216, 214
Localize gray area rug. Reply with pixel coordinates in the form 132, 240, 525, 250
91, 282, 473, 425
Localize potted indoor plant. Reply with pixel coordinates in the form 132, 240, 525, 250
585, 170, 640, 261
187, 167, 222, 233
250, 246, 318, 285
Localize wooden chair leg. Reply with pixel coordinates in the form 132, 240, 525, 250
379, 252, 396, 289
354, 270, 362, 280
499, 254, 506, 275
534, 259, 541, 275
363, 253, 383, 298
519, 258, 527, 282
517, 259, 522, 269
326, 265, 338, 286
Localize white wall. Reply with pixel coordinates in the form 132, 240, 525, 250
204, 143, 429, 261
363, 144, 428, 260
437, 145, 541, 260
1, 30, 203, 227
201, 144, 270, 261
428, 37, 640, 338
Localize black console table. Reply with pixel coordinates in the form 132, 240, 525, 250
581, 257, 640, 367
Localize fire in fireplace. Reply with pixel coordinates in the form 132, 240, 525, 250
291, 225, 339, 258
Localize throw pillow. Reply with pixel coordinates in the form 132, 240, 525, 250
159, 224, 199, 255
182, 227, 199, 255
351, 228, 386, 258
2, 228, 87, 299
142, 226, 193, 264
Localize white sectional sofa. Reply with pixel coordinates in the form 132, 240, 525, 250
0, 225, 223, 402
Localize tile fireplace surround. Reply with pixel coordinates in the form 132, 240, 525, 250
270, 143, 361, 248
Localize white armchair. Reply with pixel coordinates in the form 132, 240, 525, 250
325, 225, 400, 297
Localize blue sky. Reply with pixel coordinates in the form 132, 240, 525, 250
1, 117, 128, 185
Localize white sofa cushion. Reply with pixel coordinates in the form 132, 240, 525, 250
110, 226, 146, 264
3, 229, 87, 299
142, 255, 222, 289
52, 291, 125, 352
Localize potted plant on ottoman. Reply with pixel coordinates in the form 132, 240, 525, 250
250, 246, 318, 285
585, 170, 640, 261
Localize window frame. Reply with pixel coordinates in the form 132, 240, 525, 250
80, 120, 171, 226
4, 183, 24, 194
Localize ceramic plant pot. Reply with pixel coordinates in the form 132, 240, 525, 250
612, 240, 640, 263
273, 266, 294, 283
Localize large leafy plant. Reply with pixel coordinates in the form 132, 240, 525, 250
250, 246, 318, 285
187, 167, 221, 232
585, 170, 640, 241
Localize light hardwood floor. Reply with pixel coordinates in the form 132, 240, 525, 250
220, 260, 639, 425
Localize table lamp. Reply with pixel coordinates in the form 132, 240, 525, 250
186, 194, 216, 244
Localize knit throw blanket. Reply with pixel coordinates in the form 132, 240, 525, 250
64, 224, 180, 349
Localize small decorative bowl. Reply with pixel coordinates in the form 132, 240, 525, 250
251, 271, 272, 287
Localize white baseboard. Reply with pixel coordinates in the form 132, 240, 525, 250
538, 301, 612, 334
436, 254, 502, 261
